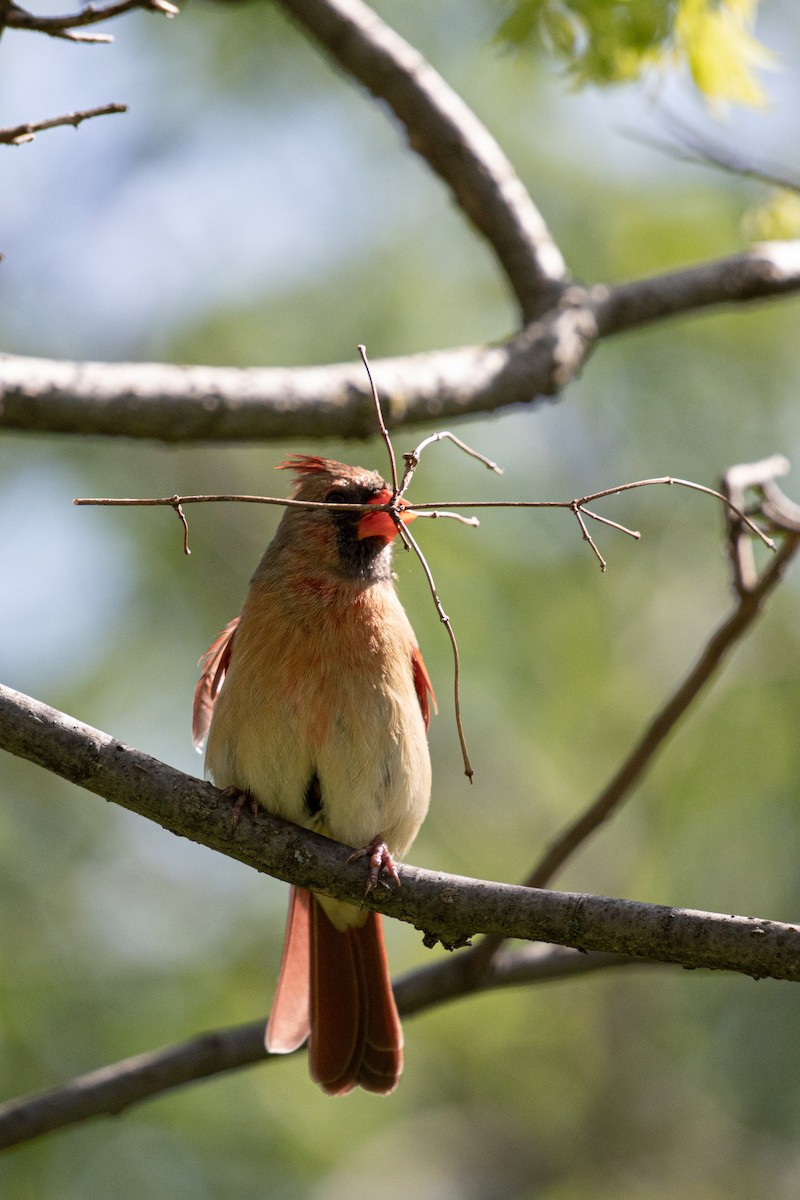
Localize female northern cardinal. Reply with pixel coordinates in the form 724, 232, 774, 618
192, 456, 434, 1095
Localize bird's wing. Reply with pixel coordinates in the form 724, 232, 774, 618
411, 644, 437, 732
192, 617, 240, 750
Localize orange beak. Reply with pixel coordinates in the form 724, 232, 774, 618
356, 490, 416, 543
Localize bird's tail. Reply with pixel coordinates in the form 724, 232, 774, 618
265, 886, 403, 1095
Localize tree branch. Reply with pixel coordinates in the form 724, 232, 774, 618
593, 240, 800, 336
2, 244, 798, 442
0, 946, 642, 1150
525, 529, 800, 892
465, 460, 800, 971
0, 103, 127, 145
3, 0, 178, 42
275, 0, 567, 321
2, 684, 799, 977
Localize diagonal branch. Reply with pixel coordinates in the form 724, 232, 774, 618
275, 0, 568, 320
526, 532, 800, 892
0, 947, 642, 1150
2, 243, 799, 442
2, 683, 800, 976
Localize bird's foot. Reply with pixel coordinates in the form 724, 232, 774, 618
222, 786, 258, 832
347, 837, 401, 895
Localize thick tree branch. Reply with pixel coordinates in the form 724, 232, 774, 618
2, 684, 800, 977
2, 244, 798, 442
593, 240, 800, 336
275, 0, 567, 321
0, 308, 595, 441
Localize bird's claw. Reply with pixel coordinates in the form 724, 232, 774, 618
347, 837, 401, 895
222, 786, 258, 832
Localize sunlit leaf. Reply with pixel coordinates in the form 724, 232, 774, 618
743, 190, 800, 241
497, 0, 775, 106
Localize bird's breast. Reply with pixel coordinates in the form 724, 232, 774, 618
204, 578, 431, 858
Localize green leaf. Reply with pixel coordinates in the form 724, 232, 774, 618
497, 0, 775, 106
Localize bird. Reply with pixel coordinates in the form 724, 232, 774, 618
192, 455, 434, 1095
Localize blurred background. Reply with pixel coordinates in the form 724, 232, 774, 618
2, 1, 800, 1196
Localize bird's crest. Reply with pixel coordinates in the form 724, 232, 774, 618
276, 455, 336, 485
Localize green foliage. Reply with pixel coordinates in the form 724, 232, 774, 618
743, 189, 800, 240
498, 0, 775, 105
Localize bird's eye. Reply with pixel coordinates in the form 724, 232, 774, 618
324, 489, 350, 506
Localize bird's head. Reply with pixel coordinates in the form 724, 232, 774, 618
267, 455, 416, 582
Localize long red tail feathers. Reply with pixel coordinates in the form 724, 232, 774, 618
265, 887, 403, 1096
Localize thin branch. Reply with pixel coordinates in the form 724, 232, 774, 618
397, 521, 474, 780
399, 430, 503, 497
358, 344, 398, 493
525, 536, 800, 893
0, 103, 127, 145
172, 498, 191, 555
2, 243, 798, 443
274, 0, 567, 321
74, 472, 773, 562
0, 947, 645, 1150
4, 0, 178, 42
627, 115, 800, 195
570, 499, 607, 570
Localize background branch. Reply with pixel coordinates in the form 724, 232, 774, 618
0, 947, 642, 1150
275, 0, 567, 321
0, 102, 127, 144
3, 0, 178, 40
525, 531, 800, 893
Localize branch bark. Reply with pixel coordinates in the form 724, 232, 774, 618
1, 677, 798, 1148
2, 245, 798, 442
2, 683, 799, 977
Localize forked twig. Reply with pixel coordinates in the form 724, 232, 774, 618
399, 431, 503, 496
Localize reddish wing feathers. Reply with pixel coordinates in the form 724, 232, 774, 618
411, 644, 437, 731
192, 617, 239, 750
